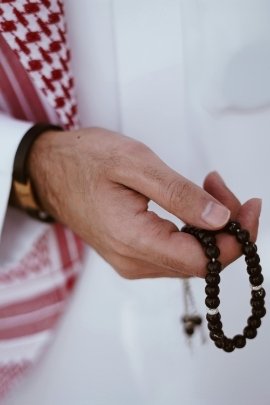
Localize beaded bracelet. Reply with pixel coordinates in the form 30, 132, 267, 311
181, 221, 266, 353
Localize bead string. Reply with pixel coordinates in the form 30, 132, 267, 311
181, 221, 266, 353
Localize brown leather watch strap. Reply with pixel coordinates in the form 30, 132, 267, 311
12, 123, 62, 221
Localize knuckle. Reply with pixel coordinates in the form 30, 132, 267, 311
165, 180, 192, 212
144, 217, 165, 240
120, 138, 151, 160
151, 217, 178, 237
107, 139, 151, 177
103, 148, 124, 174
143, 166, 164, 185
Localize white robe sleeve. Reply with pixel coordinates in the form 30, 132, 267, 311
0, 112, 33, 238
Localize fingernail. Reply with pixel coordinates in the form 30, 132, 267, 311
202, 202, 231, 228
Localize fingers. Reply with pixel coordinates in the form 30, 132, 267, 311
217, 198, 262, 267
125, 210, 209, 277
203, 172, 262, 264
235, 198, 261, 242
110, 254, 190, 280
115, 198, 261, 280
106, 142, 262, 279
114, 144, 231, 230
203, 171, 241, 219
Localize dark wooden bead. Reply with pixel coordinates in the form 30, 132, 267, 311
250, 273, 264, 287
215, 339, 224, 349
206, 312, 221, 323
205, 245, 220, 259
244, 326, 257, 339
233, 335, 246, 349
197, 230, 206, 240
225, 221, 241, 235
205, 273, 220, 286
208, 321, 223, 332
210, 330, 224, 341
193, 229, 201, 238
236, 229, 250, 243
201, 234, 216, 246
205, 285, 220, 297
248, 316, 261, 329
247, 265, 262, 277
242, 242, 257, 257
189, 227, 198, 236
252, 288, 266, 300
207, 260, 222, 273
251, 298, 265, 309
223, 338, 235, 353
181, 225, 190, 233
205, 296, 220, 309
246, 254, 260, 267
196, 221, 264, 351
252, 307, 266, 318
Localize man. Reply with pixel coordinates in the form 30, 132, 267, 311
0, 0, 267, 404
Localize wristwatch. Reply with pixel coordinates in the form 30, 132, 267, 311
11, 123, 62, 222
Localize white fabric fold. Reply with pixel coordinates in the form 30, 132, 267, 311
0, 113, 32, 238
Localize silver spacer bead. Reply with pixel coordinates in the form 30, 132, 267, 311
250, 284, 263, 291
211, 258, 216, 263
207, 307, 219, 316
236, 228, 240, 232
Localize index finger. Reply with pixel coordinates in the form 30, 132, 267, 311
112, 142, 231, 230
131, 198, 261, 277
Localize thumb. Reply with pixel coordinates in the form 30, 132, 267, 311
117, 145, 230, 230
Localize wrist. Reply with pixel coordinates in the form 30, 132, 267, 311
27, 128, 69, 221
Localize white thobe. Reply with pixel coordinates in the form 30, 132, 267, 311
1, 1, 270, 404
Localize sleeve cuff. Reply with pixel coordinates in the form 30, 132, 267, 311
0, 113, 33, 238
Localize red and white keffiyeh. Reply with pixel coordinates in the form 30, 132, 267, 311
0, 0, 85, 400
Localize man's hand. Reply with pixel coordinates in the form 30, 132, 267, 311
28, 127, 261, 279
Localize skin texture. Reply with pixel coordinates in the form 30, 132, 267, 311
27, 127, 261, 279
